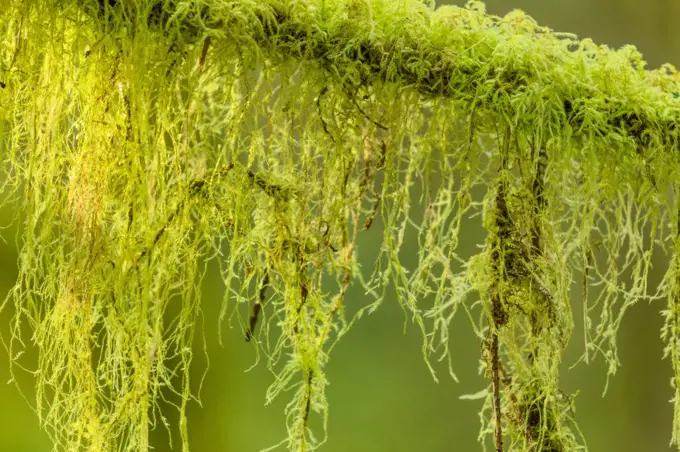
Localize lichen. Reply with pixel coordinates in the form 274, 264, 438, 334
1, 0, 680, 451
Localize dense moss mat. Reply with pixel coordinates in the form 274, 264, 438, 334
2, 0, 680, 450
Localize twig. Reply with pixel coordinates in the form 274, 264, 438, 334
490, 329, 503, 452
299, 370, 314, 452
303, 371, 314, 424
197, 36, 211, 72
293, 281, 309, 335
350, 95, 388, 130
316, 86, 334, 142
245, 269, 269, 341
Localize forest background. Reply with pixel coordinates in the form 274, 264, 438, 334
1, 0, 679, 451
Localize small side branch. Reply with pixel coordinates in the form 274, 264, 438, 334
299, 370, 314, 452
197, 36, 211, 72
362, 140, 387, 231
350, 94, 388, 130
316, 86, 334, 142
245, 269, 269, 341
293, 281, 309, 335
303, 370, 314, 424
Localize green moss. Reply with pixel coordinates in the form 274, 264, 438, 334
1, 0, 680, 450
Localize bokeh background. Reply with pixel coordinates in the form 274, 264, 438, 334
1, 0, 679, 450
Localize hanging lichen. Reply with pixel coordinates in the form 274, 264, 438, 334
1, 0, 680, 451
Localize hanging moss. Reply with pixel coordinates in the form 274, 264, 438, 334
1, 0, 680, 451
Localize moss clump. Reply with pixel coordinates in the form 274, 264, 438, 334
1, 0, 680, 451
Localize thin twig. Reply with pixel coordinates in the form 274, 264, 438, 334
245, 269, 269, 341
292, 281, 309, 335
316, 86, 334, 142
490, 329, 503, 452
350, 95, 388, 130
197, 35, 211, 72
299, 370, 314, 452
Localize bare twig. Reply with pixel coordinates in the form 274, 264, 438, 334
490, 330, 503, 452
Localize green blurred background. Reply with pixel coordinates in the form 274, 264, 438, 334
1, 0, 679, 450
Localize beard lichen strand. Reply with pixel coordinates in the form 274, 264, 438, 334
8, 6, 208, 451
663, 184, 680, 447
484, 127, 577, 451
514, 140, 571, 451
673, 234, 680, 447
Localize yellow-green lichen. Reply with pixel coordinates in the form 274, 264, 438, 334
1, 0, 680, 451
